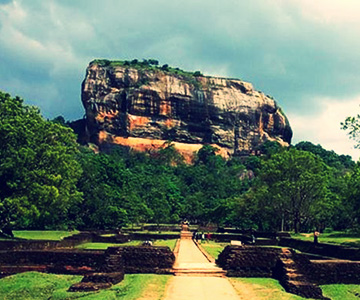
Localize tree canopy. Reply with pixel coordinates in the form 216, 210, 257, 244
0, 90, 359, 234
0, 91, 82, 233
257, 148, 329, 232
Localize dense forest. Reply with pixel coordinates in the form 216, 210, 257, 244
0, 90, 359, 234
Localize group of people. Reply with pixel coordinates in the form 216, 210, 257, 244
192, 231, 212, 241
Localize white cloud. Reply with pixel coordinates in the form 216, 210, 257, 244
1, 0, 360, 158
289, 96, 360, 161
290, 0, 360, 24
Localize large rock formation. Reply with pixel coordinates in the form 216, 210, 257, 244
81, 60, 292, 161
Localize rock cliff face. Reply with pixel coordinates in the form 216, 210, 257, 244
81, 60, 292, 161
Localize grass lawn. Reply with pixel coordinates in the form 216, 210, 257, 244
13, 230, 79, 241
291, 231, 360, 247
321, 284, 360, 300
76, 239, 178, 251
229, 278, 314, 299
230, 278, 360, 300
3, 272, 360, 300
153, 239, 177, 250
0, 272, 170, 300
200, 240, 229, 259
75, 240, 142, 250
128, 231, 180, 234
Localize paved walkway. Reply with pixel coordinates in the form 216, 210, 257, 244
174, 238, 209, 265
163, 237, 240, 300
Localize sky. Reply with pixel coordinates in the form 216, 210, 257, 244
1, 0, 360, 160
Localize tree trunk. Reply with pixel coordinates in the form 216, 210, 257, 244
294, 214, 300, 233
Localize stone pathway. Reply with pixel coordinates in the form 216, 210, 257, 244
163, 236, 239, 300
172, 239, 226, 277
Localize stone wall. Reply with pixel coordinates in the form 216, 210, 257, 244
210, 233, 276, 245
217, 229, 281, 239
0, 234, 93, 251
129, 232, 179, 240
92, 234, 130, 243
0, 240, 62, 251
0, 245, 175, 278
0, 249, 105, 278
279, 238, 360, 260
217, 245, 329, 299
0, 250, 105, 268
105, 246, 175, 274
143, 225, 181, 232
308, 260, 360, 285
216, 245, 282, 277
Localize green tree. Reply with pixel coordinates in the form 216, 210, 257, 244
295, 141, 354, 170
0, 91, 82, 232
344, 163, 360, 229
341, 115, 360, 148
148, 59, 159, 66
257, 148, 329, 232
157, 141, 185, 166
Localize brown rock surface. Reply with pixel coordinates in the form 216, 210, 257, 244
81, 61, 292, 159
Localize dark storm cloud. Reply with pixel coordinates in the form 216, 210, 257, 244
1, 0, 360, 123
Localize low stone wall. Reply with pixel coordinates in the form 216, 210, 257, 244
211, 233, 253, 243
0, 232, 94, 251
217, 245, 282, 277
0, 240, 61, 251
309, 260, 360, 285
216, 244, 360, 299
105, 246, 175, 274
216, 229, 291, 239
0, 245, 175, 278
279, 238, 360, 260
217, 245, 329, 299
0, 249, 105, 278
0, 250, 105, 268
129, 233, 179, 240
143, 225, 181, 232
92, 234, 130, 244
210, 233, 276, 245
217, 229, 279, 239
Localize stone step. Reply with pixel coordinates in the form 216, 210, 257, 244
284, 273, 307, 281
180, 232, 193, 239
173, 269, 227, 277
172, 262, 227, 277
173, 268, 226, 272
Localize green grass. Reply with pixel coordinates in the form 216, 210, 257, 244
2, 272, 360, 300
321, 284, 360, 300
229, 278, 315, 300
231, 278, 360, 300
75, 240, 141, 250
0, 272, 171, 300
200, 240, 229, 259
75, 239, 177, 251
291, 231, 360, 247
152, 239, 177, 251
13, 230, 79, 241
0, 272, 82, 300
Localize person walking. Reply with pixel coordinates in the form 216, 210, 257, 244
314, 231, 320, 244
